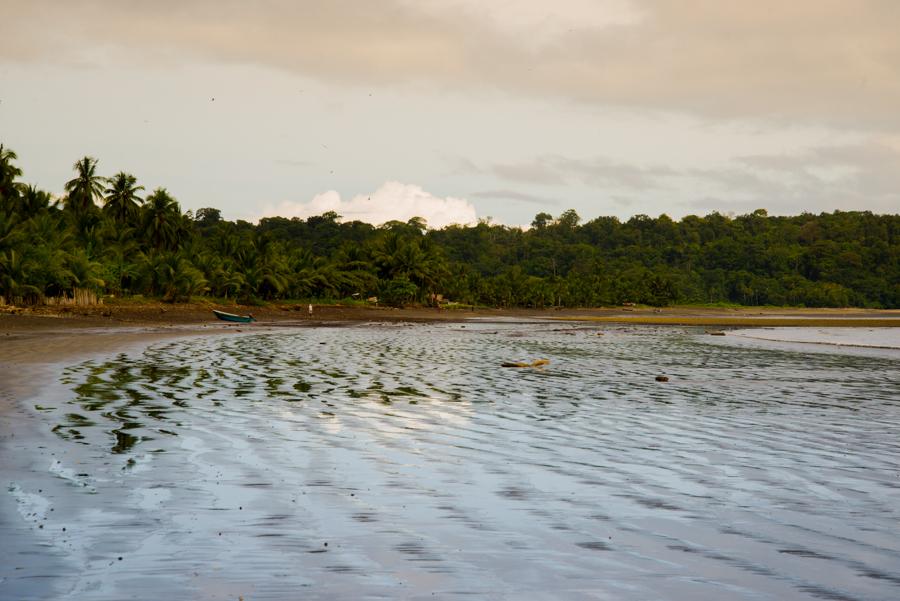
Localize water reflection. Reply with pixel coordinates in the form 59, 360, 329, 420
5, 323, 900, 600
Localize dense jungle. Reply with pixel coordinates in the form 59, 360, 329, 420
2, 146, 898, 308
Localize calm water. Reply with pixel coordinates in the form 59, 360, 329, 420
2, 322, 900, 600
729, 327, 900, 350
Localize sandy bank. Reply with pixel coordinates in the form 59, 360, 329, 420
554, 315, 900, 327
0, 318, 264, 416
4, 300, 898, 328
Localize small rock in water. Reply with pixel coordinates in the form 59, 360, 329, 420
655, 375, 669, 382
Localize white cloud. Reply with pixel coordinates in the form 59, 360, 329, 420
260, 181, 477, 229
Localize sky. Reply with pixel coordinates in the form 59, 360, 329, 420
1, 0, 899, 228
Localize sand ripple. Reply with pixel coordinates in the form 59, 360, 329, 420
3, 323, 900, 600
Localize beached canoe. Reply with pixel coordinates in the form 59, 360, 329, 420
212, 309, 256, 323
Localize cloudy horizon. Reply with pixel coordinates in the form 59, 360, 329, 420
1, 0, 898, 227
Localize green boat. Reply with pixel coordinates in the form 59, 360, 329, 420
212, 309, 256, 323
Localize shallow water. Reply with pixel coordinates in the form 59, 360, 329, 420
2, 322, 900, 600
730, 327, 900, 350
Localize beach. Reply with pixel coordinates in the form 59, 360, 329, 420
2, 307, 899, 600
3, 303, 897, 407
2, 303, 897, 401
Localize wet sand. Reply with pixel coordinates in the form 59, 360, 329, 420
0, 319, 229, 410
2, 303, 896, 409
5, 300, 899, 329
4, 304, 895, 412
729, 327, 900, 350
2, 316, 900, 600
554, 312, 900, 328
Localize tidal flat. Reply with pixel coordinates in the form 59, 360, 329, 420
2, 322, 899, 600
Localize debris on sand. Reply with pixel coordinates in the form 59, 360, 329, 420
502, 359, 550, 368
706, 330, 726, 336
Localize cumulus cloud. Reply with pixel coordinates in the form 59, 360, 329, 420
260, 181, 477, 228
2, 1, 899, 130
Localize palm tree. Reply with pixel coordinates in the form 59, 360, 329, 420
193, 251, 245, 299
292, 258, 344, 299
142, 188, 182, 251
0, 144, 23, 209
0, 209, 23, 253
103, 172, 144, 225
234, 236, 292, 300
331, 245, 378, 296
100, 222, 142, 294
65, 249, 105, 293
64, 156, 106, 215
141, 252, 207, 302
416, 236, 449, 302
19, 185, 52, 217
0, 249, 40, 304
372, 233, 447, 302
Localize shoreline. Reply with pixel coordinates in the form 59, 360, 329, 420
553, 315, 900, 327
2, 303, 898, 410
4, 300, 898, 327
0, 303, 900, 360
0, 322, 267, 417
726, 327, 900, 351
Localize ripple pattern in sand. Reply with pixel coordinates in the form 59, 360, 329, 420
4, 323, 900, 600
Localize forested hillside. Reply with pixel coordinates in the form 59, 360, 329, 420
2, 146, 898, 308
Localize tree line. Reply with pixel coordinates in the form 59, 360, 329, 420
1, 145, 898, 308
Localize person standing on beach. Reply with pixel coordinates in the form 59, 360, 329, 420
308, 303, 313, 316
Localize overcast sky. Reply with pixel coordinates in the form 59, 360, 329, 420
1, 0, 898, 227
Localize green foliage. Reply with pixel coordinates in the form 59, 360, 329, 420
1, 145, 898, 308
0, 249, 41, 302
142, 188, 183, 251
139, 252, 208, 302
194, 207, 222, 227
379, 276, 418, 307
64, 156, 106, 217
103, 172, 144, 225
0, 144, 24, 207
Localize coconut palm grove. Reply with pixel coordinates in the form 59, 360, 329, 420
1, 145, 898, 309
